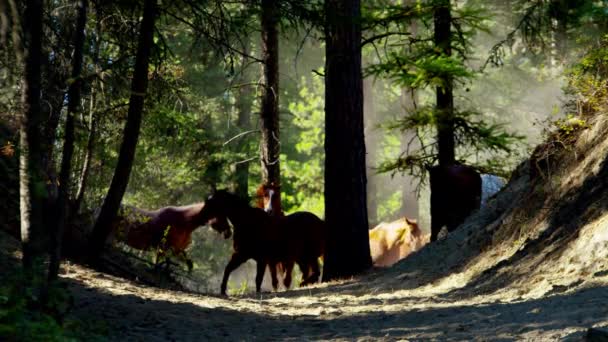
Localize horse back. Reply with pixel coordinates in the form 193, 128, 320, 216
282, 211, 326, 257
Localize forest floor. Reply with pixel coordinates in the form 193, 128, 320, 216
5, 110, 608, 341
2, 227, 608, 341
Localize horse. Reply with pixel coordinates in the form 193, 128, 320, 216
199, 189, 325, 296
255, 182, 282, 216
368, 217, 428, 267
429, 163, 482, 242
109, 203, 231, 271
255, 183, 327, 289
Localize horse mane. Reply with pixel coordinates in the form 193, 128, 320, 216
255, 184, 266, 209
213, 189, 251, 210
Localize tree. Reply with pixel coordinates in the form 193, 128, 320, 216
88, 0, 158, 258
433, 0, 455, 167
233, 39, 254, 199
323, 0, 372, 281
11, 0, 48, 290
48, 0, 88, 282
260, 0, 281, 196
73, 3, 102, 215
363, 77, 379, 225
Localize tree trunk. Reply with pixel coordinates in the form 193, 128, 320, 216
48, 0, 87, 282
549, 0, 568, 67
234, 40, 253, 199
74, 4, 103, 215
88, 0, 157, 258
14, 0, 48, 285
260, 0, 281, 196
434, 0, 455, 168
363, 77, 378, 225
400, 0, 419, 220
400, 87, 419, 220
323, 0, 371, 281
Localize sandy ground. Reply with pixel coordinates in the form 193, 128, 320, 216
57, 256, 608, 341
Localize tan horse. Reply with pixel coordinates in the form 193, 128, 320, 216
369, 217, 428, 267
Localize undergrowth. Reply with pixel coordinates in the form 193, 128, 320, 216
0, 272, 107, 341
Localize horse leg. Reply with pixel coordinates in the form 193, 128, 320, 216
283, 261, 294, 289
300, 258, 320, 286
305, 259, 321, 285
221, 253, 247, 296
178, 250, 193, 272
258, 261, 271, 293
297, 260, 310, 287
155, 250, 166, 270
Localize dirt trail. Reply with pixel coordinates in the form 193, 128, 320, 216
59, 256, 607, 341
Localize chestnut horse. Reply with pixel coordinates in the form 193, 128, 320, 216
200, 189, 325, 295
369, 217, 428, 267
256, 182, 282, 217
110, 203, 231, 271
255, 183, 328, 289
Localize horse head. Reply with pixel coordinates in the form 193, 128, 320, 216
199, 189, 247, 237
256, 182, 282, 216
208, 216, 232, 239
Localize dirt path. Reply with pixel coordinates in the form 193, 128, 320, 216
61, 259, 608, 341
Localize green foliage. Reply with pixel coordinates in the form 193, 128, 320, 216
566, 36, 608, 115
282, 76, 325, 216
228, 279, 250, 296
0, 274, 106, 341
366, 0, 524, 179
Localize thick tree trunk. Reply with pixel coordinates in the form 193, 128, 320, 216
434, 0, 455, 168
323, 0, 371, 281
48, 0, 88, 282
260, 0, 281, 196
15, 0, 47, 284
234, 41, 253, 199
363, 77, 378, 225
88, 0, 157, 258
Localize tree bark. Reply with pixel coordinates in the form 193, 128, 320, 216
400, 86, 419, 219
48, 0, 88, 282
363, 77, 378, 225
234, 40, 253, 199
434, 0, 455, 167
549, 0, 568, 67
88, 0, 157, 258
14, 0, 47, 283
400, 0, 419, 220
260, 0, 281, 196
323, 0, 371, 281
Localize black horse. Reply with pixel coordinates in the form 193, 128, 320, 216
200, 190, 325, 296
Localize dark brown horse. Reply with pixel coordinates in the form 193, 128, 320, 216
200, 189, 325, 295
429, 163, 481, 242
254, 183, 327, 289
110, 203, 231, 271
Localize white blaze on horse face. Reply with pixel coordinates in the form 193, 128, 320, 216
264, 189, 275, 213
